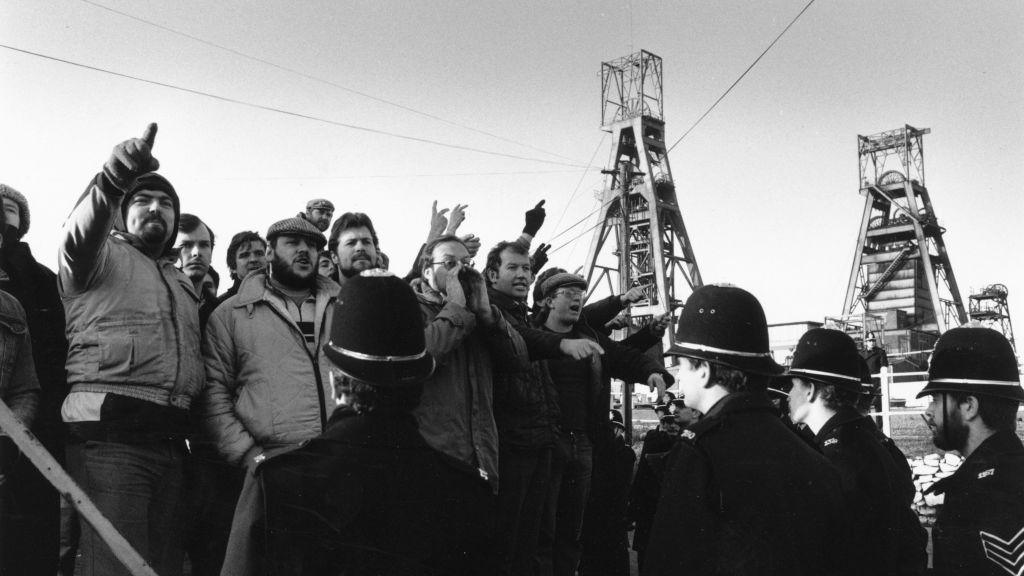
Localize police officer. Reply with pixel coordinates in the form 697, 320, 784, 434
642, 285, 849, 576
785, 328, 926, 575
919, 326, 1024, 576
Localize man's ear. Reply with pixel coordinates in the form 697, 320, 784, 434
697, 360, 713, 388
960, 395, 982, 422
485, 268, 498, 285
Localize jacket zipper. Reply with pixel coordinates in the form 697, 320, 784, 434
263, 302, 329, 430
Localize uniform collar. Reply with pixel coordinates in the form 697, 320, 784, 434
815, 405, 867, 443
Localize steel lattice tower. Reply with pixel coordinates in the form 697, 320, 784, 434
581, 50, 703, 354
841, 125, 967, 364
969, 284, 1016, 354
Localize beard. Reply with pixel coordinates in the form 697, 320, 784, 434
932, 402, 969, 452
340, 256, 375, 278
271, 256, 317, 290
137, 216, 168, 247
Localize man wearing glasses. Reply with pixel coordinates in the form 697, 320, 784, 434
411, 234, 527, 568
533, 272, 672, 576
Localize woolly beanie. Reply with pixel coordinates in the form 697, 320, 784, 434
0, 183, 30, 238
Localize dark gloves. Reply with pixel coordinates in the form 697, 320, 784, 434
531, 243, 550, 272
523, 200, 546, 237
102, 123, 160, 192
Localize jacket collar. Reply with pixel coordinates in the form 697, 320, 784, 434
410, 278, 444, 306
691, 391, 775, 435
487, 287, 528, 319
234, 272, 337, 307
815, 405, 867, 443
928, 430, 1024, 495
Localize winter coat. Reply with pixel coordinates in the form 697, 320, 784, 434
815, 407, 927, 575
411, 279, 526, 493
532, 317, 673, 443
642, 392, 850, 576
253, 405, 494, 576
928, 430, 1024, 576
58, 174, 202, 410
0, 290, 39, 426
488, 288, 562, 449
0, 240, 65, 444
628, 429, 678, 555
199, 272, 338, 465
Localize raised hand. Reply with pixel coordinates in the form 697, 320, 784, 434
103, 123, 160, 192
445, 203, 468, 235
531, 243, 551, 272
443, 262, 468, 308
620, 285, 646, 305
428, 200, 450, 242
523, 199, 546, 237
460, 234, 481, 258
463, 267, 495, 325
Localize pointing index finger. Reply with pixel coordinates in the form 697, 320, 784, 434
535, 200, 546, 209
141, 123, 158, 147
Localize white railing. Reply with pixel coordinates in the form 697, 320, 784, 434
872, 367, 931, 436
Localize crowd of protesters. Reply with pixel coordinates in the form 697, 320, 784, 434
0, 122, 1021, 576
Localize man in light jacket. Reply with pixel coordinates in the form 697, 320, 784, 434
58, 123, 203, 576
200, 216, 339, 575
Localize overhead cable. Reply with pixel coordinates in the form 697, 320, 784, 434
548, 133, 608, 239
667, 0, 818, 152
0, 43, 588, 169
76, 0, 583, 165
197, 168, 600, 181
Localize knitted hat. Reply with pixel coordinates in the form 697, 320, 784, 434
266, 217, 327, 250
667, 284, 784, 377
540, 272, 587, 299
784, 328, 864, 392
306, 198, 335, 212
323, 271, 435, 386
120, 174, 181, 254
0, 184, 30, 238
917, 326, 1023, 402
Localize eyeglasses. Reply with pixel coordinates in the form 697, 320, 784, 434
431, 258, 475, 270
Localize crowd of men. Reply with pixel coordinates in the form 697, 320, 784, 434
0, 122, 1021, 576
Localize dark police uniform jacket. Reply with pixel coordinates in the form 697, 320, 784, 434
642, 391, 850, 576
253, 405, 494, 576
927, 430, 1024, 576
816, 407, 927, 575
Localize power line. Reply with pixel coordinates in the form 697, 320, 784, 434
0, 43, 588, 169
76, 0, 583, 165
549, 217, 606, 255
197, 168, 601, 181
548, 133, 608, 240
546, 194, 617, 244
667, 0, 818, 153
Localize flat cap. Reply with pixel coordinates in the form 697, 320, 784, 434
306, 198, 335, 212
266, 217, 327, 250
540, 272, 587, 298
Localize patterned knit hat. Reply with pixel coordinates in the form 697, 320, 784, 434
266, 217, 327, 250
0, 183, 30, 238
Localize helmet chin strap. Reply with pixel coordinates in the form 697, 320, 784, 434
941, 393, 951, 451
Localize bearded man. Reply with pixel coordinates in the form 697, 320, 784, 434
198, 217, 339, 574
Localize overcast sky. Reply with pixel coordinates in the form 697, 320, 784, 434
1, 0, 1021, 338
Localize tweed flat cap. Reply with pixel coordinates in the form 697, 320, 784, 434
266, 217, 327, 249
305, 198, 335, 212
540, 272, 587, 298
